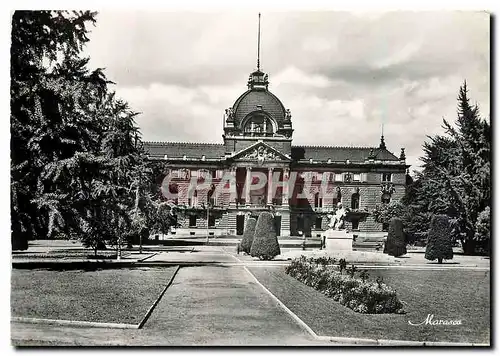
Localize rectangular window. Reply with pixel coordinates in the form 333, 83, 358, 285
382, 173, 392, 182
351, 218, 359, 231
211, 170, 217, 179
353, 173, 361, 182
189, 215, 197, 227
315, 217, 322, 229
335, 173, 343, 182
382, 222, 389, 232
170, 170, 179, 178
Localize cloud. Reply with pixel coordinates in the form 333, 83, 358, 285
85, 11, 490, 171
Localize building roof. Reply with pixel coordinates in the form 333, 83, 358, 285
291, 145, 399, 162
144, 142, 225, 159
232, 89, 286, 128
144, 141, 401, 163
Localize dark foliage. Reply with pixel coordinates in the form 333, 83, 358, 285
425, 214, 454, 263
250, 212, 280, 260
240, 217, 257, 254
384, 218, 407, 257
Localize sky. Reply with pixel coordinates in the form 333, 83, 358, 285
84, 11, 490, 172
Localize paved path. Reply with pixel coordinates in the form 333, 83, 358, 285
142, 265, 318, 345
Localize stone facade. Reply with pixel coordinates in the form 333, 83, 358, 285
144, 67, 409, 242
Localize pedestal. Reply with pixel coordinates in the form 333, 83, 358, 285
322, 229, 354, 251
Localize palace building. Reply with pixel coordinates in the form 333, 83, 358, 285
144, 19, 410, 243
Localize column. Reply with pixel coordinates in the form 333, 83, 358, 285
229, 167, 237, 207
282, 168, 289, 207
267, 167, 273, 205
280, 168, 291, 237
245, 167, 252, 206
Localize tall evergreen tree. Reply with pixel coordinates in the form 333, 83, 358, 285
11, 11, 155, 256
11, 11, 107, 250
407, 82, 490, 255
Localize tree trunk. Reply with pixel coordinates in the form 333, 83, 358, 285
438, 257, 443, 264
117, 236, 122, 260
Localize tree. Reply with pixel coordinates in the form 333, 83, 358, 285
240, 217, 257, 254
11, 11, 108, 250
250, 212, 280, 260
425, 215, 453, 264
383, 218, 407, 257
406, 82, 490, 255
10, 11, 152, 258
372, 200, 410, 228
475, 206, 490, 254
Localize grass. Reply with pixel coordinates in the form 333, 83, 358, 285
249, 266, 490, 344
11, 267, 177, 324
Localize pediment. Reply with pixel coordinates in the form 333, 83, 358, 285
229, 141, 291, 163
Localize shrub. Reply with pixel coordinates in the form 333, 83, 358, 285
475, 206, 490, 244
250, 212, 280, 260
425, 214, 453, 263
285, 256, 404, 314
384, 217, 407, 257
240, 217, 257, 254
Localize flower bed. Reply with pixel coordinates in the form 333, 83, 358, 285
285, 256, 405, 314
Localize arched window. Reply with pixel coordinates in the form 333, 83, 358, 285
243, 114, 274, 136
351, 193, 360, 210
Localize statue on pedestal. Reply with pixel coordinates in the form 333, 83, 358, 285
327, 202, 347, 230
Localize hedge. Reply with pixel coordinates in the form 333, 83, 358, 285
384, 217, 407, 257
240, 217, 257, 254
425, 214, 453, 263
285, 256, 405, 314
250, 211, 280, 260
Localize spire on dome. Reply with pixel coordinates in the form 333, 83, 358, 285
379, 122, 386, 149
379, 134, 386, 149
257, 12, 261, 71
247, 13, 269, 90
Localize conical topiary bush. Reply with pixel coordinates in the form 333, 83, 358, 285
425, 214, 454, 264
384, 218, 407, 257
240, 217, 257, 254
250, 211, 281, 260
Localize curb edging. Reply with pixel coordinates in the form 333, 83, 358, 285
138, 265, 181, 328
11, 317, 138, 329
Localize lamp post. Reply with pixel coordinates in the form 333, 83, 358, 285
206, 202, 210, 245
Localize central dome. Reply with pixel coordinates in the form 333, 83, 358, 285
232, 88, 286, 129
223, 69, 293, 139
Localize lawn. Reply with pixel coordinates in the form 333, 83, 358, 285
11, 267, 178, 324
249, 266, 490, 344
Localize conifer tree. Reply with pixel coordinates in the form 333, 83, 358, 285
240, 217, 257, 254
406, 82, 490, 255
250, 212, 280, 260
425, 214, 454, 263
383, 218, 407, 257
